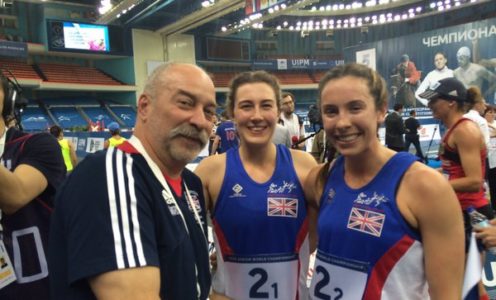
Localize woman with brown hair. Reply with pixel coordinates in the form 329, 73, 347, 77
304, 63, 464, 299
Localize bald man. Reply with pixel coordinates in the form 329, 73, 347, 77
49, 63, 216, 300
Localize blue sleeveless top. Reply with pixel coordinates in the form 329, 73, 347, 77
212, 144, 309, 300
310, 152, 429, 300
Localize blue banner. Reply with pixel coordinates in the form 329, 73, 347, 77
345, 17, 496, 106
252, 59, 344, 70
0, 40, 28, 58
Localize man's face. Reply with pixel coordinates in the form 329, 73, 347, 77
457, 54, 470, 68
281, 95, 295, 115
140, 65, 217, 165
434, 54, 447, 70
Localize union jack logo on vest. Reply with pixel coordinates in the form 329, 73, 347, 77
347, 207, 385, 237
267, 197, 298, 218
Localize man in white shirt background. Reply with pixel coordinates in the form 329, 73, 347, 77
416, 52, 454, 106
280, 91, 306, 149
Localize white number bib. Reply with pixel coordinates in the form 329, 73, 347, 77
309, 254, 368, 300
223, 257, 298, 300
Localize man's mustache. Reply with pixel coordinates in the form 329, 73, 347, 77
169, 124, 209, 146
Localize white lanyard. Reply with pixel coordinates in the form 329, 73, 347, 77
128, 136, 205, 235
128, 136, 205, 299
0, 127, 6, 160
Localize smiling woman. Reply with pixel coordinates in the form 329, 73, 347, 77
194, 70, 317, 300
304, 63, 465, 300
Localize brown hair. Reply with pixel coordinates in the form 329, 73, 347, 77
226, 71, 281, 118
316, 63, 388, 191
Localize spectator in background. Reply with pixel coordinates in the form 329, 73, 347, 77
280, 91, 306, 149
415, 52, 454, 106
310, 129, 336, 163
49, 63, 214, 299
385, 103, 405, 151
103, 121, 127, 149
210, 110, 239, 155
307, 104, 321, 132
0, 74, 66, 299
49, 125, 78, 174
422, 77, 491, 299
272, 118, 292, 148
464, 87, 490, 150
483, 105, 496, 209
404, 110, 425, 162
208, 113, 219, 154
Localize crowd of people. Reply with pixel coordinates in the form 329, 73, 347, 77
1, 61, 496, 299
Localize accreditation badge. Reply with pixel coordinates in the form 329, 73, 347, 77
0, 240, 16, 290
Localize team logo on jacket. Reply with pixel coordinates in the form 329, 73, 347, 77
267, 197, 298, 218
162, 190, 180, 216
347, 207, 385, 237
267, 181, 297, 194
353, 192, 388, 207
229, 183, 246, 198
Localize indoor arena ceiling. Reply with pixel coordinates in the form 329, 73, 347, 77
25, 0, 496, 36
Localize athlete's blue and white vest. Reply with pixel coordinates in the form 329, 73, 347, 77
310, 152, 429, 300
212, 145, 309, 300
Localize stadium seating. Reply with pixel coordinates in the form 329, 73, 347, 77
21, 106, 53, 131
50, 106, 88, 129
109, 105, 136, 128
37, 63, 124, 85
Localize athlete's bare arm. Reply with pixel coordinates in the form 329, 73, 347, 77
397, 163, 464, 299
89, 267, 161, 300
449, 121, 486, 192
69, 140, 78, 167
194, 154, 227, 212
303, 164, 328, 253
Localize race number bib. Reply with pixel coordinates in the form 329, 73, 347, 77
223, 254, 299, 300
309, 252, 368, 300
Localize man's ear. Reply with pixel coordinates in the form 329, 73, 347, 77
137, 94, 151, 121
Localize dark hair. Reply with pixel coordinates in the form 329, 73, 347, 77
281, 91, 295, 102
465, 86, 483, 111
317, 63, 388, 191
49, 125, 62, 138
226, 71, 281, 118
483, 104, 495, 116
393, 103, 403, 111
434, 51, 447, 59
409, 110, 416, 116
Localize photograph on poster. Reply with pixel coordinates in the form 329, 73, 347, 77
348, 17, 496, 109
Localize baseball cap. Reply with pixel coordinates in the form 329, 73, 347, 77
418, 77, 467, 103
107, 122, 120, 131
401, 54, 409, 62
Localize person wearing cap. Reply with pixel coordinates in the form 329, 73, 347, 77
454, 46, 496, 100
394, 54, 421, 107
415, 52, 454, 107
421, 77, 492, 300
104, 121, 127, 149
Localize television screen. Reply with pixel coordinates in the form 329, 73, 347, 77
48, 20, 110, 52
63, 22, 109, 52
